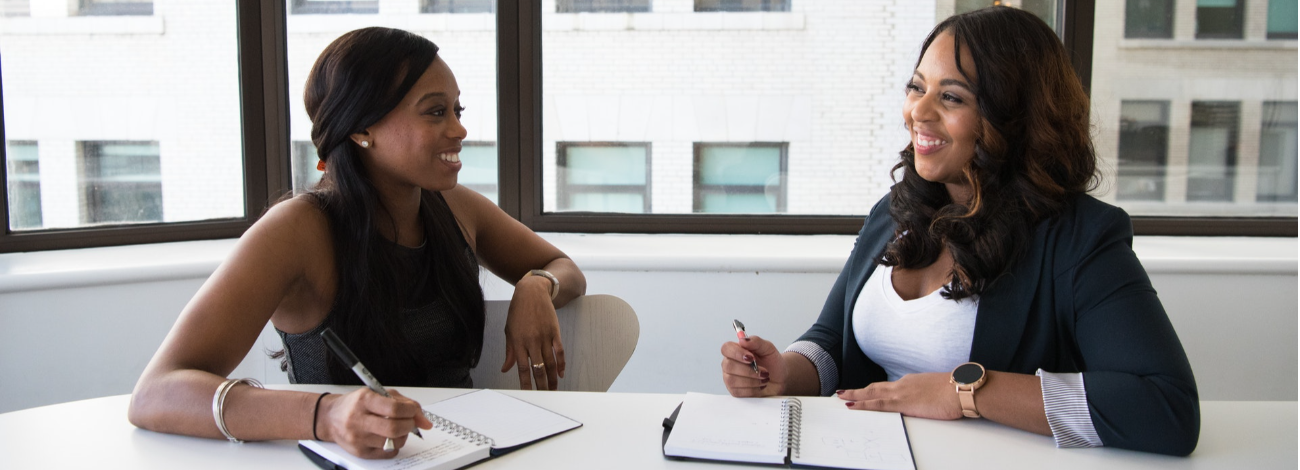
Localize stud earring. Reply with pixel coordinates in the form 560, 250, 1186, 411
360, 141, 370, 148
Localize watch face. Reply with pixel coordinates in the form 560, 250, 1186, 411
952, 363, 984, 385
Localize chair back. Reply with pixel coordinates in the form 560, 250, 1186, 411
471, 294, 639, 392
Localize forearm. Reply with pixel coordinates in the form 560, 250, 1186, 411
779, 351, 822, 396
976, 371, 1051, 436
540, 257, 585, 307
129, 369, 319, 441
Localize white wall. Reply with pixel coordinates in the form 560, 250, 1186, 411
0, 234, 1294, 414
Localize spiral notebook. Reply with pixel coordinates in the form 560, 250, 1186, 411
662, 392, 915, 470
299, 389, 581, 470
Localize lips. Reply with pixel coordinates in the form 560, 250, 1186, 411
437, 152, 460, 163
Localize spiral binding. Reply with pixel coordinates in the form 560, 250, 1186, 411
424, 410, 495, 447
782, 398, 803, 459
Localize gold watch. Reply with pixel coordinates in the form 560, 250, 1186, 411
950, 362, 987, 418
523, 269, 559, 300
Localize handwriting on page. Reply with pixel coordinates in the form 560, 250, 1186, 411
383, 437, 470, 470
795, 405, 914, 470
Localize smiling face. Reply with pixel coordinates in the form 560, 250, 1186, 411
903, 31, 981, 203
354, 56, 467, 194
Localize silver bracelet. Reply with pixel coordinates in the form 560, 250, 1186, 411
212, 378, 264, 443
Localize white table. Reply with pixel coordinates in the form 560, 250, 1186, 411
0, 385, 1293, 469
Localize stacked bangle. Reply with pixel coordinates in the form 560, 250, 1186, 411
211, 378, 264, 443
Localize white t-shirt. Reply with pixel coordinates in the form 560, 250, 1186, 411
853, 263, 978, 381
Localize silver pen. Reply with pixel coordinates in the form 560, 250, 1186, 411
732, 319, 760, 373
321, 328, 423, 451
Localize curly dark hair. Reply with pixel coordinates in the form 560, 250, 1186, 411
880, 7, 1098, 300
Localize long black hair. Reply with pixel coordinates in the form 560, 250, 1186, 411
301, 27, 485, 385
880, 7, 1098, 300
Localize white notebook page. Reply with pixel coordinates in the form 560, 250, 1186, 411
792, 402, 915, 470
300, 426, 487, 470
422, 389, 580, 449
662, 392, 788, 464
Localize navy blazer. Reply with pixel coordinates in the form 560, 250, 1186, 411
796, 193, 1200, 456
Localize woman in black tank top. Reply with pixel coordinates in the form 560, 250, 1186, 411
128, 27, 587, 461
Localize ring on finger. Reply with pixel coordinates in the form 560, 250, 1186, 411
532, 362, 545, 369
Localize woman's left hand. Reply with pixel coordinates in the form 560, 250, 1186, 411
837, 372, 963, 420
500, 276, 565, 390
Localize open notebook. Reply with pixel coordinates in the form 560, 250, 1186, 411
662, 392, 915, 470
299, 389, 581, 470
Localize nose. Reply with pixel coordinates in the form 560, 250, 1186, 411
908, 92, 940, 124
448, 111, 468, 141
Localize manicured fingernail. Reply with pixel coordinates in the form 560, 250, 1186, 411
845, 402, 855, 407
760, 384, 767, 389
743, 337, 752, 342
835, 389, 845, 395
742, 354, 754, 362
760, 371, 769, 379
761, 378, 769, 384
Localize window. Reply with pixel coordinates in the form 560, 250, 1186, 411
6, 141, 41, 230
694, 0, 791, 12
1257, 102, 1297, 202
1196, 0, 1244, 39
1187, 102, 1240, 202
556, 143, 651, 213
1117, 101, 1170, 201
1267, 0, 1298, 39
556, 0, 650, 13
1125, 0, 1174, 38
459, 142, 499, 204
1, 0, 30, 17
694, 143, 787, 213
79, 141, 163, 224
291, 141, 323, 193
423, 0, 494, 13
78, 0, 153, 16
289, 0, 378, 15
954, 1, 1057, 30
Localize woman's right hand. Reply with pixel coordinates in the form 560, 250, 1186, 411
317, 388, 433, 459
720, 335, 786, 397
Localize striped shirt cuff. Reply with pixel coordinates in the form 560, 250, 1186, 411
785, 341, 839, 397
1037, 369, 1103, 448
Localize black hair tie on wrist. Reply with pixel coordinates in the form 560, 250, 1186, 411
312, 392, 330, 441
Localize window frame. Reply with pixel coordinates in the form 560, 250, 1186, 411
0, 0, 1293, 254
554, 141, 652, 214
288, 0, 378, 15
692, 142, 789, 214
78, 0, 154, 16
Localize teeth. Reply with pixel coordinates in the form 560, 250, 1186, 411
917, 137, 946, 147
438, 153, 460, 163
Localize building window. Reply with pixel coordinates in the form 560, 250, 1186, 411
1125, 0, 1174, 38
6, 141, 42, 230
1117, 101, 1170, 201
1196, 0, 1244, 39
422, 0, 494, 13
954, 1, 1057, 30
694, 143, 787, 214
1257, 102, 1298, 202
556, 143, 650, 213
79, 141, 163, 225
1267, 0, 1298, 39
694, 0, 791, 12
290, 0, 378, 15
1187, 102, 1240, 202
78, 0, 152, 16
291, 141, 323, 193
1, 0, 31, 17
556, 0, 650, 13
459, 142, 499, 205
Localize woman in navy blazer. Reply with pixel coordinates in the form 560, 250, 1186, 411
720, 7, 1198, 456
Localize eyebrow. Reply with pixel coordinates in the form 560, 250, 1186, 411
912, 71, 974, 93
414, 92, 450, 106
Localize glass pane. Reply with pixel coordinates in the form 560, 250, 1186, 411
556, 0, 651, 13
1257, 102, 1298, 202
955, 1, 1056, 30
1125, 0, 1174, 38
1093, 2, 1297, 217
1267, 0, 1299, 39
1, 1, 243, 230
698, 145, 781, 185
286, 1, 499, 205
6, 141, 42, 229
562, 145, 648, 185
459, 142, 499, 204
546, 2, 1038, 216
694, 0, 792, 12
1196, 0, 1244, 39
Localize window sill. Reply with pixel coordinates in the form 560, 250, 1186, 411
1120, 38, 1297, 50
0, 233, 1292, 294
0, 15, 165, 35
545, 12, 804, 31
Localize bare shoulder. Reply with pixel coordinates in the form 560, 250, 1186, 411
241, 195, 333, 263
440, 185, 505, 245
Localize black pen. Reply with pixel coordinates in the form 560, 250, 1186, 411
321, 327, 423, 451
732, 319, 760, 373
